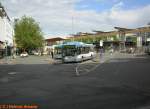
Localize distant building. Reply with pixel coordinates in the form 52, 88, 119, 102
0, 4, 14, 57
43, 37, 66, 55
45, 37, 66, 46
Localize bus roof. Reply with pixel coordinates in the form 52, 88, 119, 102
54, 41, 94, 48
64, 41, 85, 47
54, 44, 63, 48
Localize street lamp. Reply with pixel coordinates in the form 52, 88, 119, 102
5, 40, 8, 63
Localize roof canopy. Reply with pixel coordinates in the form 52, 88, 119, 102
114, 27, 133, 31
45, 37, 65, 42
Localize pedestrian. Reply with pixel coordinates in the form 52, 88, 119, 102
99, 46, 104, 63
109, 45, 114, 55
50, 49, 54, 59
99, 46, 103, 58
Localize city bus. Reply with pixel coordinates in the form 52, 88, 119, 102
53, 44, 63, 59
53, 42, 96, 62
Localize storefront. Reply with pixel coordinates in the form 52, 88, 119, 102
0, 41, 5, 58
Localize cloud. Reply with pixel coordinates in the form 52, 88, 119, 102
1, 0, 150, 38
111, 1, 124, 11
109, 4, 150, 28
95, 0, 121, 3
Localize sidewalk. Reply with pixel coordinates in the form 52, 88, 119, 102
82, 50, 143, 64
0, 55, 53, 65
0, 56, 15, 64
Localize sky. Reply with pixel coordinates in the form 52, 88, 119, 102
1, 0, 150, 38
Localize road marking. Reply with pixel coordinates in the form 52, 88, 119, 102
74, 53, 116, 76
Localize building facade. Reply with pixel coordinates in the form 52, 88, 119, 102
45, 37, 65, 46
0, 4, 14, 58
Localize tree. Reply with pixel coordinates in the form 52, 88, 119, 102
14, 16, 44, 52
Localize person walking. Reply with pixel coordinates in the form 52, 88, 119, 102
99, 47, 104, 63
109, 45, 114, 55
99, 46, 103, 58
50, 49, 54, 59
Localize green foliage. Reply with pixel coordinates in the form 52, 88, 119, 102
14, 16, 44, 50
111, 35, 119, 41
126, 36, 137, 42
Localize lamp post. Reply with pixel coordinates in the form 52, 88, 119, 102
5, 40, 8, 64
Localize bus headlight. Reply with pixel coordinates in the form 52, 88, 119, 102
76, 56, 82, 59
64, 57, 68, 60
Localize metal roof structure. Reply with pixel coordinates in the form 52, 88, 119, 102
45, 37, 65, 42
115, 26, 150, 33
114, 27, 133, 31
93, 30, 118, 36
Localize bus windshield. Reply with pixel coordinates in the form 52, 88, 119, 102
62, 45, 92, 56
54, 47, 62, 55
63, 45, 76, 56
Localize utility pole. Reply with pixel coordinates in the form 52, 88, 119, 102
5, 40, 8, 64
72, 16, 74, 41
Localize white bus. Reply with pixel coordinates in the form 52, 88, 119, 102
53, 44, 63, 59
54, 42, 96, 62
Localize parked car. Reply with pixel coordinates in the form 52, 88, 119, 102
42, 52, 47, 55
20, 52, 28, 57
34, 52, 41, 56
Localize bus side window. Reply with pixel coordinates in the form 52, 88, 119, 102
77, 47, 81, 55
